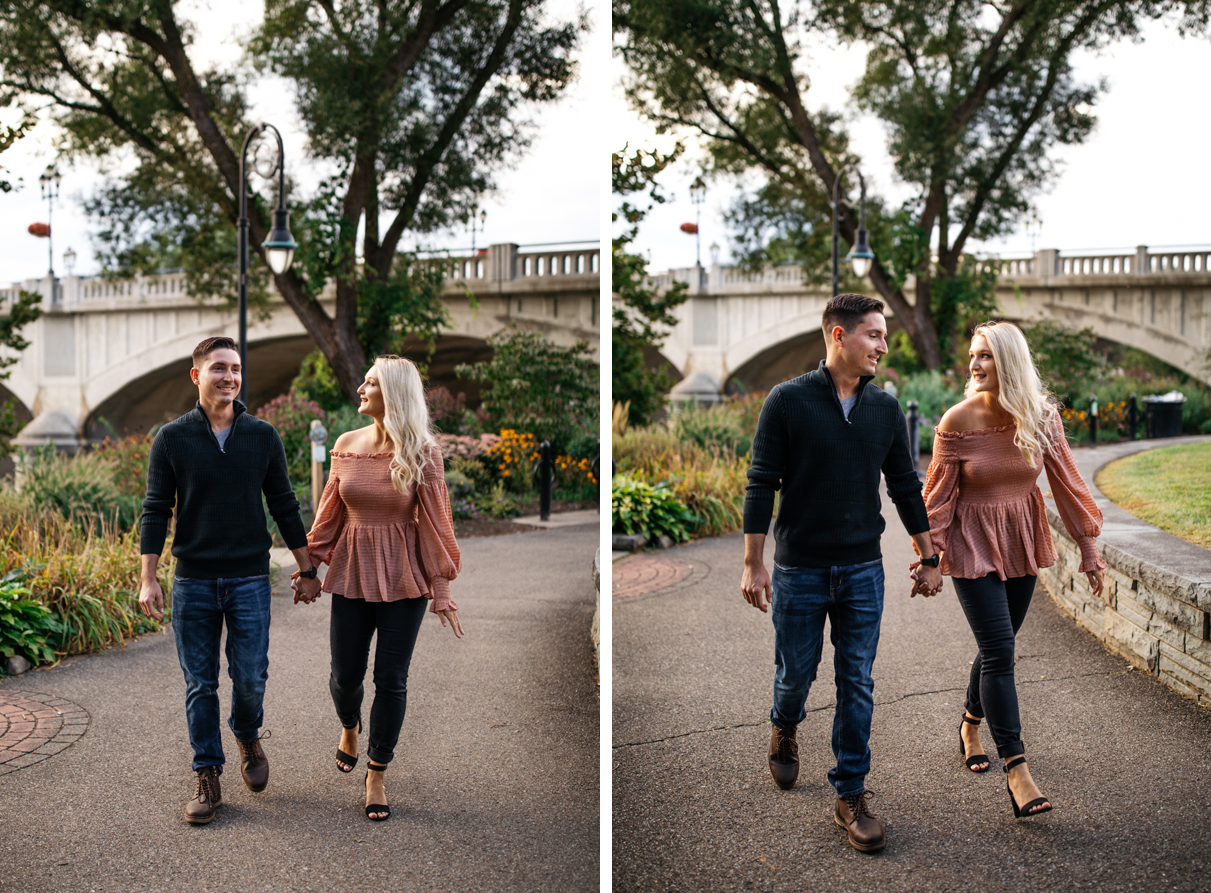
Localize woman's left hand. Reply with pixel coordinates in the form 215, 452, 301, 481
1086, 568, 1104, 597
437, 608, 463, 639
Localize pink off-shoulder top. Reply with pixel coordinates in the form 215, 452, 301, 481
922, 412, 1106, 580
307, 443, 461, 612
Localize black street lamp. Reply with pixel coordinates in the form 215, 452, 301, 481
38, 164, 61, 277
831, 164, 874, 296
689, 177, 706, 266
238, 123, 297, 405
469, 205, 487, 254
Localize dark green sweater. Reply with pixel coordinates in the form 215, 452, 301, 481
743, 361, 930, 568
140, 401, 309, 579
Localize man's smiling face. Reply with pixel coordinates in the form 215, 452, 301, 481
191, 348, 242, 406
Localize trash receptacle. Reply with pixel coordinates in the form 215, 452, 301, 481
1143, 392, 1186, 438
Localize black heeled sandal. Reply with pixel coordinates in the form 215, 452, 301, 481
1004, 756, 1052, 818
365, 762, 390, 821
336, 719, 361, 773
958, 714, 990, 773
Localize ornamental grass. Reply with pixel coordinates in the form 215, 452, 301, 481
0, 488, 173, 663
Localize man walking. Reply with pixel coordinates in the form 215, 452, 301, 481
740, 293, 943, 852
139, 336, 321, 824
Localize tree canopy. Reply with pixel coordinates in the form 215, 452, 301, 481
612, 142, 688, 426
615, 0, 1209, 369
0, 0, 585, 397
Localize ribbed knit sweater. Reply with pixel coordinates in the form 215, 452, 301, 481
140, 401, 309, 579
743, 361, 931, 568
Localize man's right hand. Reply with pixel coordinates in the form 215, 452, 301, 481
139, 578, 165, 621
741, 561, 773, 613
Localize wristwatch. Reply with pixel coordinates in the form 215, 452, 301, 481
919, 554, 940, 568
297, 566, 319, 579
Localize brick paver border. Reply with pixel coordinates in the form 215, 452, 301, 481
0, 690, 89, 775
613, 554, 705, 600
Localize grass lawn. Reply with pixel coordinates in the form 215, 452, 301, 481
1095, 442, 1211, 549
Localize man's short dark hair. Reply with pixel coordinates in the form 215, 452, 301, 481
822, 293, 885, 334
192, 336, 239, 369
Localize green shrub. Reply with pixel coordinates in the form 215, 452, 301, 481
20, 449, 136, 530
444, 468, 475, 499
475, 481, 523, 519
0, 580, 63, 669
672, 401, 752, 456
611, 476, 697, 543
894, 370, 965, 452
447, 454, 492, 494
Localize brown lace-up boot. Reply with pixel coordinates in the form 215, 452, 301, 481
768, 724, 799, 790
236, 730, 271, 793
834, 791, 885, 852
185, 766, 223, 824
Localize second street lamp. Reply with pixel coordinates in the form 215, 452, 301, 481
238, 123, 298, 405
689, 177, 706, 267
831, 164, 874, 296
39, 164, 61, 277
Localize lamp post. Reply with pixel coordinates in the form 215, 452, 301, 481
38, 164, 61, 277
831, 164, 874, 296
689, 177, 706, 267
469, 205, 486, 254
63, 247, 77, 276
238, 123, 297, 405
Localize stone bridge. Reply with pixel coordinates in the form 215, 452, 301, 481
0, 241, 598, 449
646, 245, 1211, 402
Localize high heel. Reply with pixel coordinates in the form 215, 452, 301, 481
1004, 756, 1052, 818
336, 719, 361, 773
365, 762, 390, 821
958, 714, 990, 773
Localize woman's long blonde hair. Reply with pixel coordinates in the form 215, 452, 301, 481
373, 355, 436, 495
963, 321, 1058, 468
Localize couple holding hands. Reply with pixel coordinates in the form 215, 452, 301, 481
741, 295, 1105, 852
139, 339, 462, 825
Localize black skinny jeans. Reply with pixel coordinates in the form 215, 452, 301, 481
951, 573, 1037, 760
329, 593, 427, 766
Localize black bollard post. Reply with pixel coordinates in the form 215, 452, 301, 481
1089, 394, 1098, 445
538, 440, 552, 521
1127, 393, 1138, 441
906, 400, 920, 475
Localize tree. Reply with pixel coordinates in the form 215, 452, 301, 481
456, 330, 597, 455
614, 0, 1208, 368
612, 143, 689, 426
0, 0, 584, 398
0, 108, 29, 193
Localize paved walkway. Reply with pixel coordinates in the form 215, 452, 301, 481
613, 491, 1211, 892
0, 523, 598, 893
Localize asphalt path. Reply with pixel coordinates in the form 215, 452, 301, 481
0, 523, 599, 893
613, 503, 1211, 893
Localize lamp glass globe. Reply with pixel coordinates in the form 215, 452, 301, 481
266, 246, 294, 275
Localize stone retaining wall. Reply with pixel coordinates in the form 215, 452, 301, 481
1039, 505, 1211, 706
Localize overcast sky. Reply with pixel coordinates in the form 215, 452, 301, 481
614, 15, 1211, 273
0, 0, 602, 284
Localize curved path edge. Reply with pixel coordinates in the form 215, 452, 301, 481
1040, 434, 1211, 705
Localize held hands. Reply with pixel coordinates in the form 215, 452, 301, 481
290, 571, 323, 605
909, 561, 944, 598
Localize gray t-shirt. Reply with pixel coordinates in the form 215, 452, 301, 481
214, 426, 232, 452
839, 394, 858, 420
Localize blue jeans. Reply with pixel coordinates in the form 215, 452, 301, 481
171, 575, 272, 772
770, 558, 885, 798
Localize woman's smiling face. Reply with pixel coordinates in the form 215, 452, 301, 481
356, 364, 385, 418
969, 334, 999, 395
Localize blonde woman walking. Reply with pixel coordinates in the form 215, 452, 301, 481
295, 356, 462, 821
912, 321, 1105, 818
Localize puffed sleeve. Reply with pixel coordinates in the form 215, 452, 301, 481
416, 444, 462, 613
307, 469, 346, 567
1042, 412, 1107, 573
919, 430, 962, 555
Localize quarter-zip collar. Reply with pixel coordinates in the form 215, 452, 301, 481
193, 399, 247, 453
815, 360, 874, 426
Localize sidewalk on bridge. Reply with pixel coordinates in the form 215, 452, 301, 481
0, 525, 599, 893
613, 498, 1211, 891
